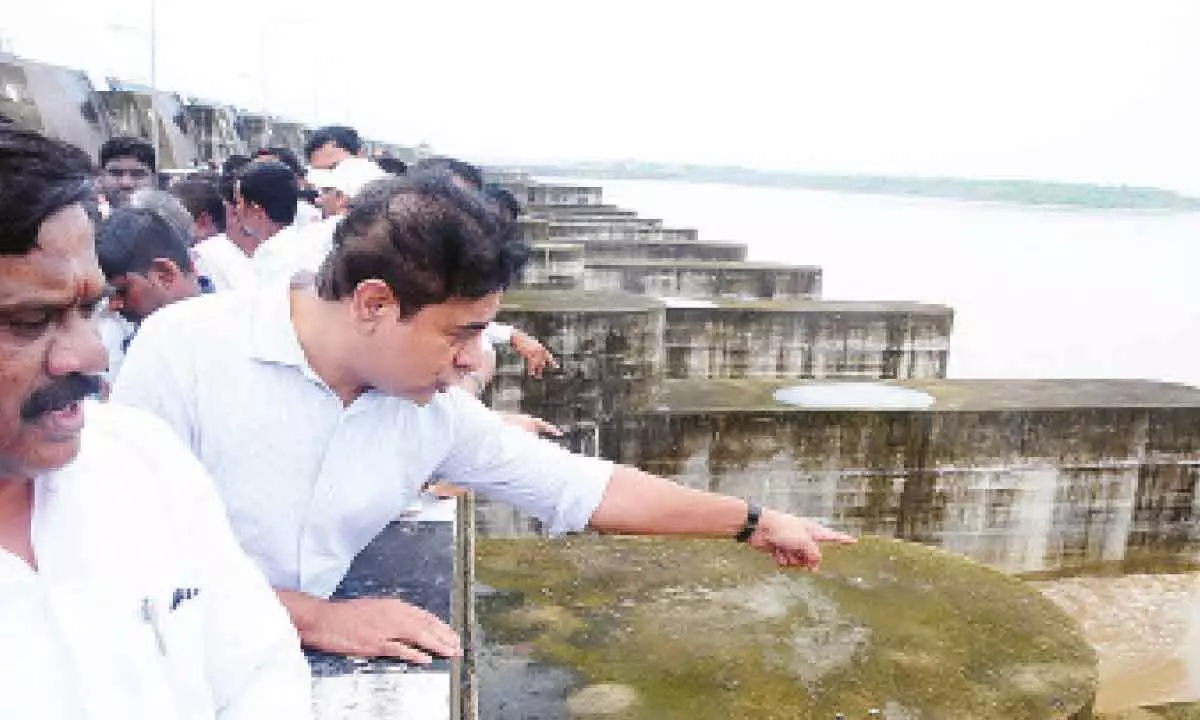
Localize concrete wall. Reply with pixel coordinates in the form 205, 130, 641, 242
525, 204, 636, 218
99, 90, 198, 169
526, 184, 604, 206
519, 243, 585, 289
492, 293, 665, 428
587, 379, 1200, 574
663, 305, 951, 380
581, 263, 823, 300
186, 105, 246, 162
579, 239, 747, 263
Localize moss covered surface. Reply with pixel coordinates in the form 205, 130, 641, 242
477, 535, 1096, 719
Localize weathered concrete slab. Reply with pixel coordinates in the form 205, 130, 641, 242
525, 203, 638, 217
578, 238, 747, 263
597, 378, 1200, 573
548, 221, 698, 244
519, 242, 586, 290
476, 535, 1097, 719
663, 300, 951, 379
98, 87, 198, 169
526, 184, 604, 206
493, 291, 665, 427
184, 103, 246, 163
495, 292, 954, 426
311, 500, 469, 719
582, 259, 822, 300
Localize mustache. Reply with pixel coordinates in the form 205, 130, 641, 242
20, 374, 103, 422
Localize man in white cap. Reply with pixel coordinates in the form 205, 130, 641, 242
304, 157, 388, 254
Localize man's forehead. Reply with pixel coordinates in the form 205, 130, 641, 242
0, 205, 103, 306
104, 156, 151, 169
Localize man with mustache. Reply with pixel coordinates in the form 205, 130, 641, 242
0, 123, 310, 718
113, 169, 856, 664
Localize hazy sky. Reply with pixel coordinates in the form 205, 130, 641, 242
6, 0, 1200, 191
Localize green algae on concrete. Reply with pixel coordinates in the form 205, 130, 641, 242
477, 535, 1097, 719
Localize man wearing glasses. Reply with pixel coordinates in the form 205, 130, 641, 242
98, 136, 157, 211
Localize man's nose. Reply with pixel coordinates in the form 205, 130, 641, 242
453, 336, 488, 375
46, 312, 108, 378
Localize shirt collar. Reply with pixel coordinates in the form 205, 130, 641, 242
248, 279, 310, 370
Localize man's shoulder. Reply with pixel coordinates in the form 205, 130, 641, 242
80, 401, 196, 476
140, 287, 248, 336
193, 233, 241, 260
85, 400, 176, 443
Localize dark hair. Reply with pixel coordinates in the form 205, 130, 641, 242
170, 178, 226, 233
97, 206, 194, 279
99, 135, 156, 171
316, 170, 529, 317
0, 124, 96, 256
219, 154, 252, 204
304, 125, 361, 161
414, 156, 484, 191
375, 157, 408, 176
237, 160, 298, 225
255, 146, 303, 177
483, 184, 521, 221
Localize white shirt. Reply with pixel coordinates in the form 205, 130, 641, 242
482, 322, 514, 346
251, 224, 332, 286
112, 282, 612, 598
97, 310, 135, 383
293, 200, 322, 228
192, 234, 256, 293
0, 402, 311, 719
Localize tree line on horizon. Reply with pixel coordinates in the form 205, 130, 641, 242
520, 161, 1200, 211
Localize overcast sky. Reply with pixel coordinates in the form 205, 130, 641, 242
6, 0, 1200, 191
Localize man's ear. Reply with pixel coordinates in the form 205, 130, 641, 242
349, 279, 398, 327
146, 257, 184, 287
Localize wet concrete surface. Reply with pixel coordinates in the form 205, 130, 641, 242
477, 535, 1096, 719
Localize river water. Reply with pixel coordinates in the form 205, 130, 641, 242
586, 178, 1200, 388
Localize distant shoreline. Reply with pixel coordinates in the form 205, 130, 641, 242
516, 162, 1200, 212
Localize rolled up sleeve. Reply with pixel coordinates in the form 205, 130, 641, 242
436, 391, 612, 534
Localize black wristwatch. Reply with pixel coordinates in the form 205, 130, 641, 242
735, 502, 762, 543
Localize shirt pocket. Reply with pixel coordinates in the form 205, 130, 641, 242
146, 584, 216, 719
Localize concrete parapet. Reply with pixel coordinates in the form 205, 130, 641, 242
582, 259, 822, 300
578, 238, 748, 263
525, 203, 637, 218
184, 104, 246, 162
492, 291, 665, 428
311, 498, 472, 719
525, 183, 604, 207
520, 242, 586, 289
99, 88, 198, 169
663, 299, 951, 379
600, 378, 1200, 574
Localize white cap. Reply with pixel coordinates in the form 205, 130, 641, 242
306, 158, 387, 197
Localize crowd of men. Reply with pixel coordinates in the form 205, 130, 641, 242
0, 119, 854, 718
